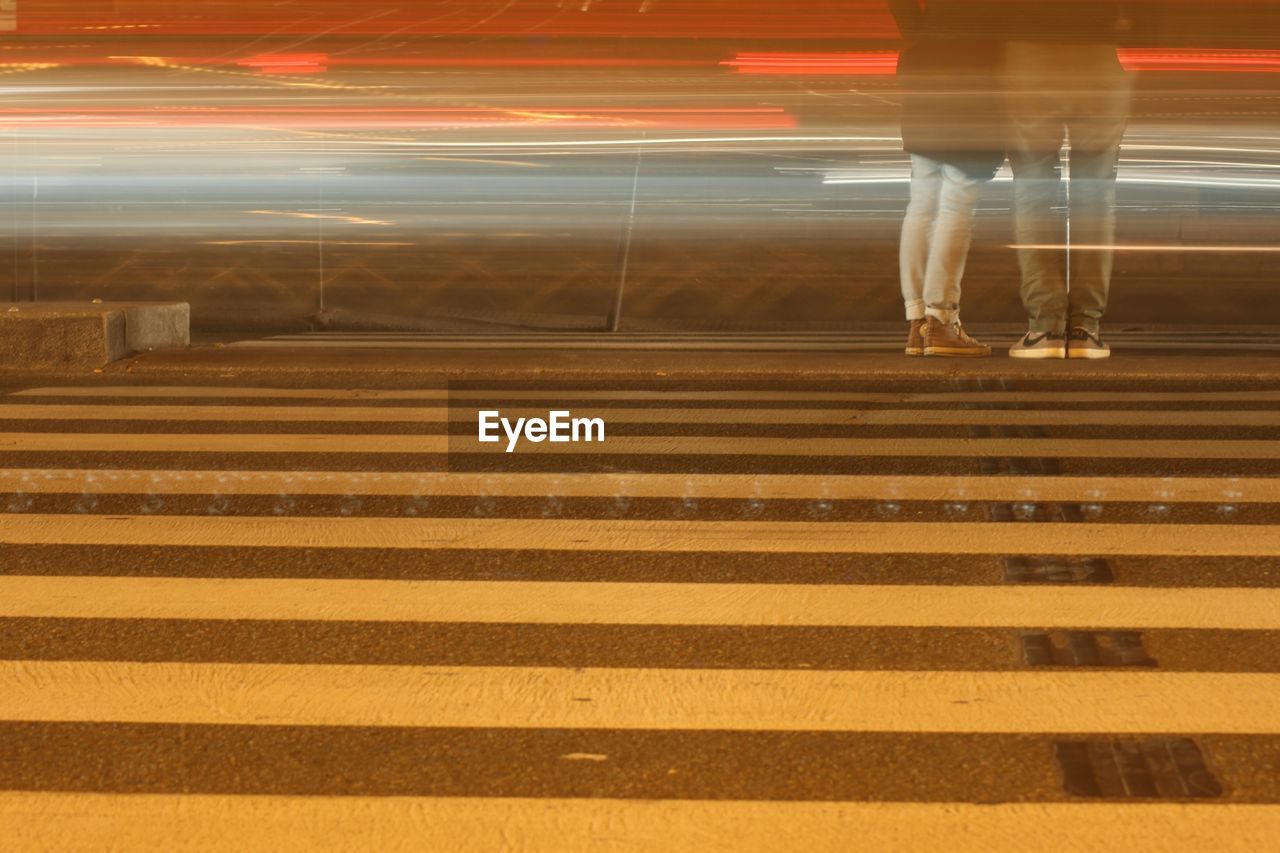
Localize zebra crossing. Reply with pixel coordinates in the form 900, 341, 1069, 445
1, 379, 1279, 850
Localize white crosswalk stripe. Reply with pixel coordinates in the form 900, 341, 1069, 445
5, 795, 1278, 853
4, 576, 1278, 629
3, 514, 1280, 554
6, 661, 1278, 733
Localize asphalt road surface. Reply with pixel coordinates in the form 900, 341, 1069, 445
2, 347, 1280, 850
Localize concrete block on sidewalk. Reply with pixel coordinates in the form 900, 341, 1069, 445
121, 302, 190, 354
0, 301, 189, 370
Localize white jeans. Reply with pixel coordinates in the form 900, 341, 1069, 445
899, 154, 987, 323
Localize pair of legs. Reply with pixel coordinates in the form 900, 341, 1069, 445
1006, 42, 1132, 336
899, 154, 987, 326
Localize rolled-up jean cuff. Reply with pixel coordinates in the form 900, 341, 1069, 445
926, 307, 958, 324
904, 299, 926, 321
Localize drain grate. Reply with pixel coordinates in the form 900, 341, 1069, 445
1004, 556, 1115, 584
1055, 739, 1223, 799
1022, 631, 1157, 667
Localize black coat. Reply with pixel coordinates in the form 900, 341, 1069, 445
890, 1, 1007, 180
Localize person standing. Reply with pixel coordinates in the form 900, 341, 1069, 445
890, 0, 1006, 357
1003, 1, 1134, 359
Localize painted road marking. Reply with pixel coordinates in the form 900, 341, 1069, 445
4, 577, 1279, 629
2, 795, 1277, 852
2, 661, 1278, 733
2, 515, 1278, 556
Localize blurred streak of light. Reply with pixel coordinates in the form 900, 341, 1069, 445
110, 56, 372, 91
1126, 145, 1280, 154
0, 44, 93, 50
1125, 158, 1280, 169
251, 56, 707, 68
0, 107, 799, 131
0, 55, 709, 69
73, 134, 900, 155
277, 136, 901, 149
12, 2, 899, 39
414, 158, 546, 168
239, 53, 329, 74
72, 24, 163, 31
724, 52, 899, 76
1117, 176, 1280, 189
0, 106, 791, 118
1118, 48, 1280, 72
822, 179, 910, 186
0, 63, 59, 74
825, 172, 1280, 190
725, 49, 1280, 77
1012, 245, 1280, 253
203, 241, 415, 247
379, 233, 547, 238
8, 48, 1280, 76
248, 210, 393, 226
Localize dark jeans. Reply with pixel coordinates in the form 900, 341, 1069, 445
1006, 42, 1132, 334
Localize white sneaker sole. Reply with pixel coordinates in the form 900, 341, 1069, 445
1008, 348, 1066, 359
1068, 348, 1111, 359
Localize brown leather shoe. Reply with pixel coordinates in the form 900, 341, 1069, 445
905, 319, 926, 356
923, 316, 991, 357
